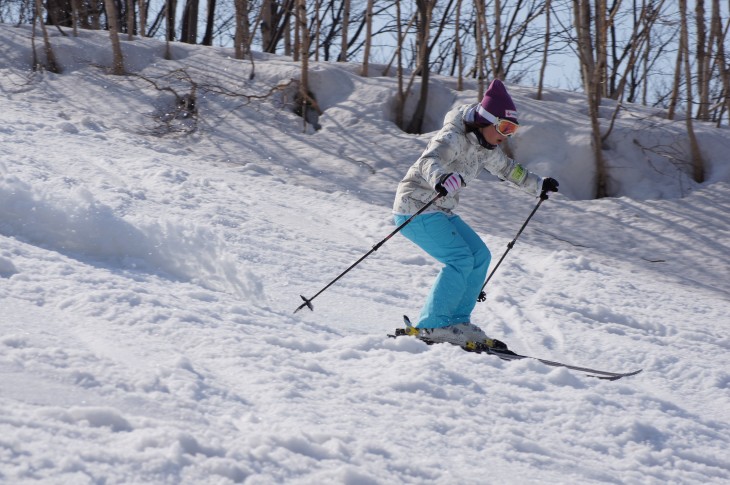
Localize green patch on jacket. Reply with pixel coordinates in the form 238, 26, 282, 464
508, 164, 527, 184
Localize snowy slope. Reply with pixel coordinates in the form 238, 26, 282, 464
1, 25, 729, 484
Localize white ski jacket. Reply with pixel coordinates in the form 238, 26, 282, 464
393, 104, 544, 215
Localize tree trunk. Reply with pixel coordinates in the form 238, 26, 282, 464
395, 0, 405, 128
492, 0, 504, 79
261, 0, 274, 50
667, 23, 682, 120
537, 0, 551, 100
361, 0, 374, 75
455, 0, 463, 90
679, 0, 705, 182
641, 0, 651, 105
126, 0, 134, 39
338, 0, 350, 61
574, 0, 608, 198
383, 12, 415, 76
594, 0, 608, 99
474, 0, 486, 97
46, 0, 73, 26
694, 0, 710, 120
293, 0, 300, 61
104, 0, 125, 74
181, 0, 199, 44
711, 0, 730, 126
612, 5, 656, 101
259, 0, 294, 53
234, 0, 250, 59
314, 0, 321, 61
201, 0, 217, 45
406, 0, 433, 134
34, 0, 61, 73
71, 0, 80, 36
139, 0, 147, 36
284, 7, 292, 56
164, 0, 172, 58
298, 0, 315, 131
165, 0, 177, 41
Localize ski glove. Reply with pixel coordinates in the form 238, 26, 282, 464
541, 177, 559, 193
435, 173, 465, 196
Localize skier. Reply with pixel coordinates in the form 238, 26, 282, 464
393, 79, 559, 350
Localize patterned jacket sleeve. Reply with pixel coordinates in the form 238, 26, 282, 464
483, 148, 543, 197
411, 128, 460, 188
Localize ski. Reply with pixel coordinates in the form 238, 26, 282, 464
475, 349, 643, 381
389, 316, 642, 381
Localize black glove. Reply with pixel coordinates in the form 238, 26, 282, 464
541, 177, 559, 193
435, 173, 465, 196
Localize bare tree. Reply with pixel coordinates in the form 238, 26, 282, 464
711, 0, 730, 126
667, 18, 682, 119
234, 0, 251, 59
70, 0, 80, 36
261, 0, 294, 53
361, 0, 374, 75
490, 0, 504, 79
9, 0, 730, 149
406, 0, 436, 133
473, 0, 547, 82
126, 0, 134, 39
474, 0, 487, 96
139, 0, 148, 36
45, 0, 73, 26
694, 0, 711, 120
103, 0, 125, 74
181, 0, 199, 44
573, 0, 609, 198
162, 0, 172, 58
634, 0, 675, 105
701, 0, 724, 124
283, 7, 292, 56
594, 0, 609, 98
261, 0, 275, 50
537, 0, 551, 100
394, 0, 406, 128
201, 0, 216, 45
609, 2, 664, 101
298, 0, 307, 110
454, 0, 463, 90
641, 0, 651, 105
313, 0, 322, 61
383, 11, 416, 76
33, 0, 61, 73
338, 0, 350, 61
166, 0, 177, 41
293, 0, 300, 60
679, 0, 705, 182
297, 0, 322, 130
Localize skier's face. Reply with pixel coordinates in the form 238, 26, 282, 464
481, 125, 505, 145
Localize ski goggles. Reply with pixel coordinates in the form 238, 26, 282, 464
476, 105, 520, 137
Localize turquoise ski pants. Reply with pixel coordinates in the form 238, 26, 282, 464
394, 212, 491, 328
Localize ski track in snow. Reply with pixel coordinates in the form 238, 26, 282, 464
1, 24, 730, 484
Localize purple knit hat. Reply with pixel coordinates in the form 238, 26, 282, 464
474, 79, 519, 126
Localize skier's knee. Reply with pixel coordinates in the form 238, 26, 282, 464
476, 245, 491, 269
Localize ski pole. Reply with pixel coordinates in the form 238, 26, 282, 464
477, 191, 548, 302
294, 193, 442, 313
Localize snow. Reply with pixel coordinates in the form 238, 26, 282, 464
1, 24, 729, 484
